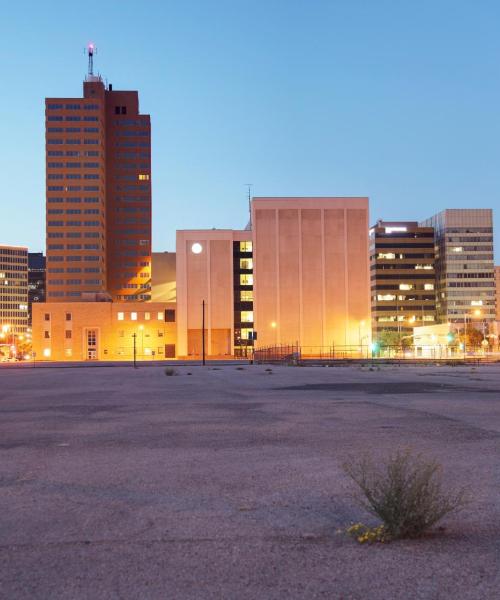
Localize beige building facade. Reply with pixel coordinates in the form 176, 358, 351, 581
33, 301, 176, 361
252, 197, 371, 351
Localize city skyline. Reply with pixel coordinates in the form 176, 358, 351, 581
1, 1, 499, 261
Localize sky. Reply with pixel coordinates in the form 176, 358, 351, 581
1, 0, 499, 259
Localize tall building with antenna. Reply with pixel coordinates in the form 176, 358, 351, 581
45, 44, 152, 302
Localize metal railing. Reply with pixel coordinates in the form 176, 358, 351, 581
253, 344, 499, 364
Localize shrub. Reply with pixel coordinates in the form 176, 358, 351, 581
164, 367, 177, 376
343, 450, 468, 540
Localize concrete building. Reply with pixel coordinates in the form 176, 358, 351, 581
28, 252, 46, 325
421, 209, 495, 327
369, 221, 436, 339
252, 197, 371, 352
32, 301, 175, 361
0, 245, 28, 340
45, 45, 151, 302
175, 229, 253, 358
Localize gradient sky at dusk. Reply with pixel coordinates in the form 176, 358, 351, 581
1, 1, 499, 259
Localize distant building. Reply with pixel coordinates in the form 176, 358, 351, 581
151, 252, 176, 303
369, 221, 436, 339
495, 265, 500, 321
45, 45, 151, 302
420, 209, 495, 326
28, 252, 46, 325
0, 245, 28, 342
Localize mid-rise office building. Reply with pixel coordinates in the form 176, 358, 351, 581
369, 221, 436, 338
28, 252, 46, 325
0, 245, 28, 337
495, 265, 500, 321
45, 46, 151, 302
421, 209, 495, 325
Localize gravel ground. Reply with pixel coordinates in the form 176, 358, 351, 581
0, 363, 499, 599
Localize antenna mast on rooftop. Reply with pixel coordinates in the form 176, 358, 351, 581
86, 42, 96, 76
245, 184, 253, 229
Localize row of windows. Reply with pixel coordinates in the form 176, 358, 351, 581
48, 256, 102, 262
48, 232, 101, 239
48, 162, 100, 168
47, 103, 99, 110
48, 220, 101, 227
48, 174, 100, 180
47, 127, 99, 133
48, 209, 99, 215
47, 139, 100, 145
48, 186, 100, 192
117, 310, 174, 322
48, 267, 101, 273
48, 151, 99, 157
48, 244, 100, 250
48, 197, 100, 204
48, 115, 99, 122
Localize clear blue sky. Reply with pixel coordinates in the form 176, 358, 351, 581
1, 0, 499, 259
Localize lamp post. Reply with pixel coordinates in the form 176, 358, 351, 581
132, 333, 137, 368
202, 300, 206, 366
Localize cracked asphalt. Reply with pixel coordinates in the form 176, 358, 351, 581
0, 363, 499, 599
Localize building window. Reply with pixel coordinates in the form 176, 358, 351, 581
138, 174, 150, 181
240, 241, 252, 252
424, 283, 434, 290
43, 348, 51, 358
65, 330, 72, 339
240, 311, 253, 323
44, 313, 50, 321
240, 290, 253, 301
65, 312, 72, 321
117, 312, 124, 321
145, 312, 150, 320
131, 312, 137, 321
399, 283, 413, 290
240, 274, 253, 286
157, 312, 164, 321
240, 258, 253, 270
165, 309, 175, 322
44, 331, 50, 339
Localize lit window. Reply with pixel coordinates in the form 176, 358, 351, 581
452, 247, 463, 253
138, 174, 150, 181
240, 241, 252, 252
377, 294, 396, 301
117, 312, 124, 321
157, 312, 164, 320
240, 328, 254, 340
378, 253, 396, 259
43, 348, 51, 358
240, 311, 254, 323
423, 315, 435, 321
145, 312, 150, 320
65, 349, 72, 357
424, 284, 434, 290
131, 312, 137, 321
399, 283, 413, 290
415, 264, 433, 270
240, 274, 253, 286
144, 348, 152, 355
240, 258, 253, 270
240, 290, 253, 301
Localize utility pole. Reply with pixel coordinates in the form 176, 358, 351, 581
132, 333, 137, 369
202, 300, 206, 366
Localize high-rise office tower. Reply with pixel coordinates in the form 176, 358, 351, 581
421, 209, 495, 325
45, 45, 151, 302
0, 245, 28, 337
369, 221, 436, 339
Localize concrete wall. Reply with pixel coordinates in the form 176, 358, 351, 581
252, 197, 371, 350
